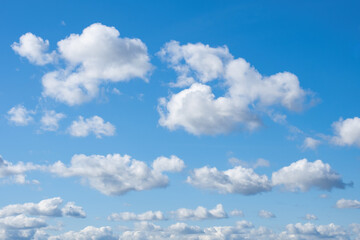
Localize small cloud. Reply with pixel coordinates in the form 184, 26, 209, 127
258, 210, 275, 219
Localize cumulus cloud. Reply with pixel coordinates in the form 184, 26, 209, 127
230, 209, 244, 217
40, 110, 66, 131
152, 155, 186, 173
336, 199, 360, 209
171, 204, 227, 220
68, 116, 115, 138
61, 202, 86, 218
158, 41, 309, 135
7, 105, 34, 126
282, 222, 347, 240
11, 33, 56, 65
258, 210, 276, 219
48, 154, 184, 195
0, 155, 40, 184
187, 165, 272, 195
272, 159, 349, 192
331, 117, 360, 147
303, 137, 321, 150
48, 226, 117, 240
108, 211, 165, 221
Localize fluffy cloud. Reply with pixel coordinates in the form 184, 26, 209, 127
187, 165, 272, 195
13, 23, 152, 105
272, 159, 349, 192
11, 33, 56, 65
61, 202, 86, 218
7, 105, 34, 126
0, 155, 40, 184
258, 210, 276, 219
230, 209, 244, 217
152, 155, 186, 173
336, 199, 360, 209
48, 154, 184, 195
158, 41, 308, 135
305, 214, 318, 220
40, 110, 66, 131
331, 117, 360, 147
282, 222, 347, 240
48, 226, 117, 240
68, 116, 115, 138
171, 204, 227, 220
108, 211, 165, 221
303, 137, 321, 150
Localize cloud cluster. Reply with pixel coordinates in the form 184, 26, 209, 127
158, 41, 309, 135
68, 116, 115, 138
12, 23, 152, 105
48, 154, 185, 195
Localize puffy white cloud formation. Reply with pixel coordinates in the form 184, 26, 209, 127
272, 159, 348, 192
40, 110, 66, 131
258, 210, 276, 219
303, 137, 321, 150
0, 155, 40, 184
171, 204, 227, 220
187, 165, 272, 195
332, 117, 360, 147
48, 226, 117, 240
152, 155, 186, 173
48, 154, 184, 195
108, 211, 165, 221
336, 199, 360, 209
68, 115, 116, 138
230, 209, 244, 217
13, 23, 152, 105
158, 41, 308, 135
7, 105, 34, 126
61, 202, 86, 218
282, 222, 347, 240
11, 33, 56, 65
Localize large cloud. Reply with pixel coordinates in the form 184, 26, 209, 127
48, 154, 185, 195
158, 41, 308, 135
13, 23, 152, 105
187, 165, 272, 195
331, 117, 360, 147
272, 159, 349, 192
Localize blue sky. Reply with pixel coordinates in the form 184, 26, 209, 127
1, 0, 360, 239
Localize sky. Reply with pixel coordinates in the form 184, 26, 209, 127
1, 0, 360, 239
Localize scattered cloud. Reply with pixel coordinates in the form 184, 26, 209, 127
187, 165, 272, 195
108, 211, 165, 221
171, 204, 227, 220
230, 209, 244, 217
48, 226, 117, 240
331, 117, 360, 147
40, 110, 66, 131
336, 199, 360, 209
302, 137, 321, 150
258, 210, 276, 219
272, 159, 350, 192
305, 214, 318, 220
68, 116, 115, 138
61, 202, 86, 218
7, 105, 34, 126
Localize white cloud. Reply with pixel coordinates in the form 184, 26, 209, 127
336, 199, 360, 209
40, 110, 66, 131
11, 33, 56, 65
0, 155, 40, 184
41, 23, 152, 105
171, 204, 227, 220
61, 202, 86, 218
282, 222, 347, 240
48, 154, 184, 195
0, 214, 47, 229
108, 211, 165, 221
229, 157, 270, 169
303, 137, 321, 150
187, 165, 272, 195
305, 214, 318, 220
68, 116, 115, 138
272, 159, 348, 192
152, 155, 185, 173
7, 105, 34, 126
331, 117, 360, 147
48, 226, 117, 240
230, 209, 244, 217
258, 210, 276, 219
158, 41, 308, 135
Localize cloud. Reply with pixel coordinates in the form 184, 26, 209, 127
272, 159, 349, 192
305, 214, 318, 220
158, 41, 309, 135
331, 117, 360, 147
61, 202, 86, 218
171, 204, 227, 220
48, 154, 184, 195
0, 155, 40, 184
152, 155, 186, 173
336, 199, 360, 209
229, 157, 270, 169
40, 110, 66, 131
68, 116, 115, 138
108, 211, 165, 221
302, 137, 321, 150
230, 209, 244, 217
187, 165, 272, 195
0, 214, 47, 229
7, 105, 34, 126
282, 222, 347, 240
258, 210, 276, 219
48, 226, 117, 240
11, 33, 56, 65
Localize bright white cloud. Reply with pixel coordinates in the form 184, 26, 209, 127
332, 117, 360, 147
152, 155, 185, 173
258, 210, 276, 219
68, 116, 115, 138
336, 199, 360, 209
11, 32, 56, 65
230, 209, 244, 217
108, 211, 165, 221
282, 222, 347, 240
187, 165, 272, 195
40, 23, 152, 105
272, 159, 348, 192
303, 137, 321, 150
0, 155, 40, 184
61, 202, 86, 218
0, 214, 47, 229
48, 154, 184, 195
158, 41, 308, 135
171, 204, 227, 220
7, 105, 34, 126
48, 226, 117, 240
40, 110, 66, 131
